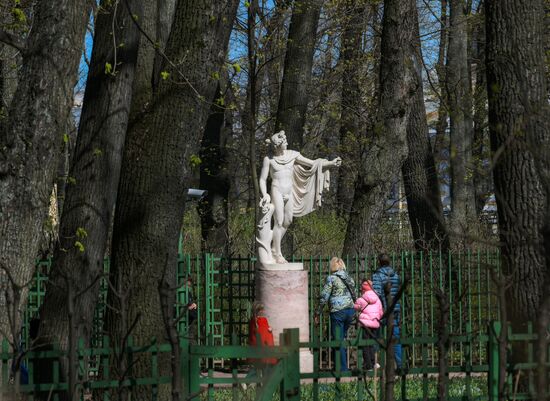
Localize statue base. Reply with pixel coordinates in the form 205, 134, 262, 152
257, 262, 303, 271
255, 263, 313, 373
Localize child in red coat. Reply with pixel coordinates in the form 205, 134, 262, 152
244, 302, 276, 389
248, 301, 277, 365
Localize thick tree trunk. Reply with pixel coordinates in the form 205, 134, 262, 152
245, 0, 260, 210
36, 0, 144, 363
448, 0, 474, 225
433, 0, 448, 190
105, 2, 238, 400
472, 5, 490, 217
337, 1, 367, 218
486, 0, 548, 322
402, 8, 449, 254
0, 0, 90, 342
342, 0, 415, 256
446, 0, 476, 244
198, 83, 231, 254
274, 0, 322, 150
261, 1, 289, 134
129, 0, 177, 124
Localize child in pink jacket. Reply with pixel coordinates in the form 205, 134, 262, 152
354, 279, 384, 370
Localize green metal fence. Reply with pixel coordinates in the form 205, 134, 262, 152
205, 251, 500, 369
24, 251, 500, 370
4, 321, 548, 401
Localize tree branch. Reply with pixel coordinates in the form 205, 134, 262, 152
0, 29, 26, 53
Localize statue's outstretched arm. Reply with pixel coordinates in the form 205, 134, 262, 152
296, 154, 342, 168
295, 153, 315, 167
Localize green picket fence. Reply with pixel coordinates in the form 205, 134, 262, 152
24, 251, 500, 370
4, 321, 548, 401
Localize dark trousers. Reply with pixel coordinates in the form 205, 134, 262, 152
361, 327, 379, 369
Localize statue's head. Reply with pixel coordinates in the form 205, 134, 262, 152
266, 130, 287, 149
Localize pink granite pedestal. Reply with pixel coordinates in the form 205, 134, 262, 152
255, 263, 313, 372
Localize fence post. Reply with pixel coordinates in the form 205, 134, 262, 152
188, 343, 200, 400
488, 321, 501, 401
181, 336, 190, 398
281, 328, 300, 401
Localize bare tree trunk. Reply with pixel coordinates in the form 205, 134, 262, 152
342, 0, 416, 256
35, 2, 145, 391
261, 1, 289, 134
447, 0, 476, 245
198, 82, 231, 254
485, 0, 550, 396
433, 0, 449, 190
401, 6, 449, 254
537, 220, 550, 401
486, 0, 548, 323
337, 1, 367, 217
105, 2, 239, 400
472, 5, 491, 217
274, 0, 322, 150
435, 289, 450, 401
0, 0, 90, 342
246, 0, 260, 210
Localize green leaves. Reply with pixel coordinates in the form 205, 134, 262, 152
74, 228, 87, 252
161, 71, 170, 80
104, 62, 113, 75
189, 154, 202, 168
74, 241, 85, 252
76, 227, 88, 239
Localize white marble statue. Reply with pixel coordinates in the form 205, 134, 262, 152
256, 131, 342, 264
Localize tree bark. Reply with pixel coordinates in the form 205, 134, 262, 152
342, 0, 415, 256
0, 0, 90, 342
198, 82, 231, 254
105, 2, 238, 400
245, 0, 260, 210
36, 0, 144, 359
485, 0, 549, 321
446, 0, 476, 244
472, 5, 491, 217
336, 1, 367, 218
129, 0, 177, 124
433, 0, 449, 192
274, 0, 322, 150
401, 7, 449, 254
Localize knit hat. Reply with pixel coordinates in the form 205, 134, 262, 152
361, 280, 373, 292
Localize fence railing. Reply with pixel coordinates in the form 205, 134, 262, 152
24, 251, 500, 369
5, 321, 548, 401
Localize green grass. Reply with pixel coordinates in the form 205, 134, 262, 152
199, 376, 487, 400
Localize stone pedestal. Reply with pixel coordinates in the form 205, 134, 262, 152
255, 263, 313, 373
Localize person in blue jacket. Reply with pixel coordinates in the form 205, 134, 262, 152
372, 253, 402, 371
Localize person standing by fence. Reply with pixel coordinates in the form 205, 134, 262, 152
355, 279, 383, 370
314, 257, 356, 371
244, 301, 276, 389
372, 253, 403, 371
180, 276, 198, 342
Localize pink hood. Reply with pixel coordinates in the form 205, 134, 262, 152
354, 289, 384, 329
